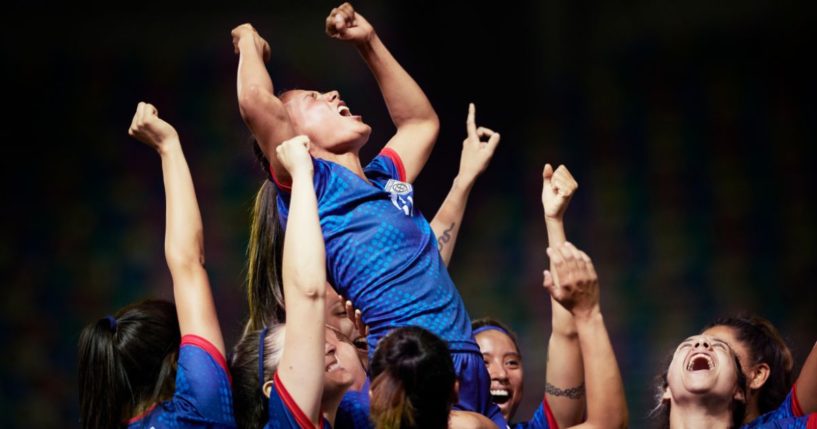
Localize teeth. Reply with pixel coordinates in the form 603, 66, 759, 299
338, 105, 351, 116
687, 354, 714, 371
491, 389, 509, 397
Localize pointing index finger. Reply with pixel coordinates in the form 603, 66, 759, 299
466, 103, 477, 138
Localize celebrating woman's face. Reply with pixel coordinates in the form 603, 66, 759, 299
664, 334, 744, 404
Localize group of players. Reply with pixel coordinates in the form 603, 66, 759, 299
77, 3, 816, 429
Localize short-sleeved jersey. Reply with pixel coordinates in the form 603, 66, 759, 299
272, 149, 473, 355
509, 395, 558, 429
335, 378, 372, 429
127, 335, 235, 429
266, 371, 331, 429
742, 415, 817, 429
744, 385, 806, 429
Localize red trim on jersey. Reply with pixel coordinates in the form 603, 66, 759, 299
543, 395, 560, 429
379, 147, 407, 182
793, 383, 805, 417
806, 413, 817, 429
180, 334, 232, 384
269, 165, 293, 192
126, 403, 158, 424
273, 371, 322, 429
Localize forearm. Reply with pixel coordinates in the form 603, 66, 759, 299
282, 172, 326, 299
430, 176, 475, 266
236, 37, 273, 99
573, 310, 627, 429
357, 34, 437, 127
546, 303, 585, 427
160, 140, 205, 273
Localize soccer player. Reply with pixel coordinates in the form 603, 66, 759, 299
77, 103, 235, 428
654, 334, 816, 429
232, 3, 504, 425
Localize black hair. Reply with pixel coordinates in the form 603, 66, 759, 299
229, 324, 286, 429
369, 326, 457, 429
245, 139, 286, 331
77, 299, 180, 429
472, 317, 522, 358
703, 314, 794, 416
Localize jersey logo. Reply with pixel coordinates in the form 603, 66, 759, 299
385, 179, 414, 216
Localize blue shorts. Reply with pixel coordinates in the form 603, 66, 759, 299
450, 340, 507, 429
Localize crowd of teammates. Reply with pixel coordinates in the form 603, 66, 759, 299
77, 2, 816, 428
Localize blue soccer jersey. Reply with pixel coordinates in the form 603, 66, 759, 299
742, 415, 817, 429
335, 378, 372, 429
271, 149, 473, 354
266, 371, 331, 429
510, 395, 558, 429
127, 335, 235, 429
744, 385, 807, 428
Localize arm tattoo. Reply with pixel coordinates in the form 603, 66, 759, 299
545, 382, 585, 400
437, 222, 455, 251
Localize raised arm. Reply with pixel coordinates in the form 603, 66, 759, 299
795, 341, 817, 415
544, 243, 627, 429
232, 23, 297, 184
326, 2, 439, 182
128, 102, 225, 356
541, 164, 586, 427
430, 103, 500, 265
275, 136, 327, 423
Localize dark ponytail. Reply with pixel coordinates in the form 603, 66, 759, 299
78, 300, 179, 429
370, 327, 456, 429
245, 140, 286, 331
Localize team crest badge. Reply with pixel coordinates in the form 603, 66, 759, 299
385, 179, 414, 216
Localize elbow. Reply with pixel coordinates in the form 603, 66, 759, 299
238, 85, 263, 117
165, 245, 205, 272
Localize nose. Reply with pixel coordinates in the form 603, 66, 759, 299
488, 361, 509, 381
694, 339, 711, 349
325, 341, 336, 355
324, 90, 340, 102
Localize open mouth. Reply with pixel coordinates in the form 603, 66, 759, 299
686, 354, 714, 372
490, 389, 511, 404
337, 104, 352, 117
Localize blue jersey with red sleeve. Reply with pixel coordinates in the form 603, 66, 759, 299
265, 371, 331, 429
127, 335, 235, 429
744, 385, 809, 429
509, 395, 558, 429
272, 149, 473, 356
742, 415, 817, 429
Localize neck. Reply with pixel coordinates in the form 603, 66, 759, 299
669, 396, 734, 429
742, 394, 760, 424
313, 150, 367, 179
321, 389, 347, 426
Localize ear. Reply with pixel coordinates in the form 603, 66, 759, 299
748, 363, 770, 390
262, 380, 274, 399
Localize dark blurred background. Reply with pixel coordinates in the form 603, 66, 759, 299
3, 0, 816, 427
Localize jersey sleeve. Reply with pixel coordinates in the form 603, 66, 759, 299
172, 335, 235, 425
364, 148, 407, 183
